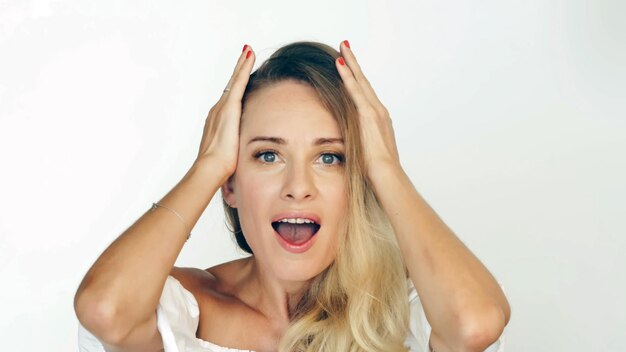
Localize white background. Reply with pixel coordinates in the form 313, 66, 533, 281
0, 0, 624, 351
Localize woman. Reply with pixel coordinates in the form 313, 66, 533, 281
75, 40, 510, 352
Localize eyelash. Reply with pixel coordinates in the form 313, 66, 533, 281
254, 149, 345, 167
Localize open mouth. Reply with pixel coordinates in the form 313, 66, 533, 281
271, 220, 321, 246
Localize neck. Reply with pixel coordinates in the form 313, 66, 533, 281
240, 256, 311, 323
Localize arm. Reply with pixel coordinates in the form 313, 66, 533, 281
369, 164, 510, 352
74, 160, 224, 349
334, 40, 510, 351
74, 44, 256, 350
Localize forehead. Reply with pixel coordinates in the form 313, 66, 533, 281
241, 80, 341, 138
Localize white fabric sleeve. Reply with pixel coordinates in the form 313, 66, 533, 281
157, 276, 202, 351
405, 279, 507, 352
77, 323, 106, 352
77, 276, 199, 352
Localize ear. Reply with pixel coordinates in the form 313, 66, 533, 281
220, 175, 237, 208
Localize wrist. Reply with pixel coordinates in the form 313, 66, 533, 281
189, 156, 233, 186
367, 159, 404, 182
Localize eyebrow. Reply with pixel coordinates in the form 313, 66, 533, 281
247, 136, 344, 146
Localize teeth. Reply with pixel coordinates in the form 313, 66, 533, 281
278, 218, 315, 224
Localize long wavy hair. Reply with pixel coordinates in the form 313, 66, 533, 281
222, 41, 409, 351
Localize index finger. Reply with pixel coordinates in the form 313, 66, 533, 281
338, 40, 384, 110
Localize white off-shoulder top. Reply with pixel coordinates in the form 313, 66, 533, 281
78, 276, 506, 351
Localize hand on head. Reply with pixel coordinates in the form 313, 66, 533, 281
194, 45, 255, 180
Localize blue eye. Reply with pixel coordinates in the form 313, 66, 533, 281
319, 153, 343, 166
256, 151, 277, 163
254, 150, 344, 166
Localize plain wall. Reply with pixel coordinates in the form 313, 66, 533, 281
0, 0, 624, 350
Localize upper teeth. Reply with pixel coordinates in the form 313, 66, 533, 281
278, 218, 315, 224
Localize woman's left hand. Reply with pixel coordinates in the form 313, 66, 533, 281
336, 43, 510, 351
335, 40, 401, 179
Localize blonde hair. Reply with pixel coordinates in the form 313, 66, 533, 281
223, 41, 409, 351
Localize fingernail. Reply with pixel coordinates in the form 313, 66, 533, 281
242, 44, 248, 52
343, 40, 350, 49
246, 50, 252, 59
338, 57, 345, 66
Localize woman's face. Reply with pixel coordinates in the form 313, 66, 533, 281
223, 80, 348, 282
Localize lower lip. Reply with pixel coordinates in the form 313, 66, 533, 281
274, 229, 318, 254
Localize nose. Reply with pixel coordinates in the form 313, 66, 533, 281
281, 161, 317, 202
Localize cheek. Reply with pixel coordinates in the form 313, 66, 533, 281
329, 182, 348, 212
232, 173, 277, 246
323, 182, 349, 244
238, 176, 284, 209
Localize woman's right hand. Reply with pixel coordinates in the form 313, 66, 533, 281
194, 45, 255, 179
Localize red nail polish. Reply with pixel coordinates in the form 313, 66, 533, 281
246, 50, 252, 59
343, 40, 350, 49
338, 57, 345, 66
242, 44, 248, 52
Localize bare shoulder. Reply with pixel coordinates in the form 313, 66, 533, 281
169, 266, 218, 296
169, 257, 251, 298
170, 258, 279, 350
205, 257, 251, 288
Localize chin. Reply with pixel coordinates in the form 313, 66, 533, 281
270, 257, 334, 283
